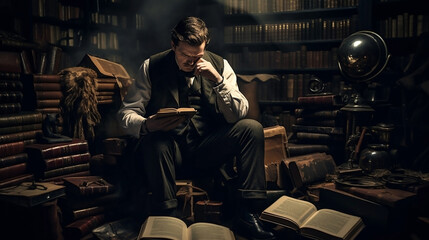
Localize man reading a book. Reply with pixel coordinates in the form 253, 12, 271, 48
117, 16, 274, 240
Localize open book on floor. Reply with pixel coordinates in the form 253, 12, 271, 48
260, 195, 365, 240
138, 216, 235, 240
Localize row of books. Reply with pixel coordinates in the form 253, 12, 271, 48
224, 17, 357, 43
225, 47, 338, 71
32, 0, 82, 21
224, 0, 359, 14
377, 13, 429, 39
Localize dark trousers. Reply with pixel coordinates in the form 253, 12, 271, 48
134, 118, 267, 213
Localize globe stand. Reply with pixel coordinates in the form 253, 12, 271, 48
336, 30, 390, 172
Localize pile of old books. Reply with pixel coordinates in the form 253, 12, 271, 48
59, 175, 122, 240
25, 139, 91, 182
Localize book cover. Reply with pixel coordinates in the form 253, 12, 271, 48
63, 214, 106, 239
0, 130, 41, 145
25, 138, 89, 160
41, 163, 90, 179
154, 107, 197, 119
0, 139, 37, 158
0, 112, 43, 128
43, 152, 91, 171
0, 181, 65, 207
0, 173, 34, 189
0, 123, 42, 135
63, 175, 115, 196
0, 162, 28, 181
78, 54, 130, 80
0, 153, 28, 168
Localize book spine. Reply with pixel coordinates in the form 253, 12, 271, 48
44, 152, 91, 170
0, 51, 22, 73
0, 92, 23, 103
72, 206, 106, 220
36, 99, 61, 108
295, 118, 337, 127
0, 112, 43, 127
35, 108, 61, 114
39, 141, 89, 159
0, 103, 21, 114
295, 109, 340, 119
96, 83, 116, 91
35, 91, 63, 99
0, 173, 34, 188
40, 170, 90, 184
0, 139, 36, 158
0, 153, 28, 168
0, 123, 42, 135
297, 94, 336, 106
79, 185, 113, 196
33, 74, 61, 83
64, 214, 106, 238
42, 163, 90, 179
0, 130, 41, 145
0, 72, 21, 80
0, 162, 28, 181
292, 124, 344, 135
0, 80, 23, 91
33, 83, 61, 91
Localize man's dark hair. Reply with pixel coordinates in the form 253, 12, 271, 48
171, 16, 210, 47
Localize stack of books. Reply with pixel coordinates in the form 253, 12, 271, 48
0, 51, 24, 114
29, 74, 63, 114
0, 112, 44, 188
289, 94, 346, 161
25, 138, 91, 182
59, 175, 122, 239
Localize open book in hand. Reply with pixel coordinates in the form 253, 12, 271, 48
138, 216, 235, 240
260, 195, 365, 240
154, 108, 197, 119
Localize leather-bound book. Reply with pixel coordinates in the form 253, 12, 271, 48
0, 112, 43, 127
0, 181, 65, 207
0, 139, 37, 158
63, 214, 106, 240
0, 152, 28, 168
0, 162, 28, 181
63, 176, 115, 197
25, 138, 89, 160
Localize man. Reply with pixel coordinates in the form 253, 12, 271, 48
117, 16, 275, 239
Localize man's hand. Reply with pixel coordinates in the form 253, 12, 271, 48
194, 58, 223, 83
145, 114, 188, 132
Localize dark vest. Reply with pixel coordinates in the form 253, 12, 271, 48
147, 49, 226, 136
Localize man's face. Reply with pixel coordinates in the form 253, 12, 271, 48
172, 41, 205, 73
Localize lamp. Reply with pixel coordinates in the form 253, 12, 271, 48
337, 31, 390, 170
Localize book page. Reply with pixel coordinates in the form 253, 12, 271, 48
188, 222, 235, 240
138, 216, 187, 240
261, 195, 317, 229
301, 209, 363, 239
155, 108, 197, 118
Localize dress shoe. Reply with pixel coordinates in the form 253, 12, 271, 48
235, 211, 276, 240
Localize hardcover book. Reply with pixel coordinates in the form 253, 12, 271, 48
63, 176, 115, 196
0, 112, 43, 127
0, 139, 37, 158
0, 130, 41, 144
0, 153, 28, 168
0, 162, 28, 181
25, 138, 89, 160
260, 195, 365, 240
154, 107, 197, 119
138, 216, 235, 240
0, 181, 65, 207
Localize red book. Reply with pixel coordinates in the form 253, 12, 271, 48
35, 91, 63, 100
0, 130, 41, 145
44, 152, 91, 171
64, 214, 106, 239
0, 51, 22, 73
33, 83, 61, 91
36, 99, 60, 108
0, 153, 28, 168
297, 94, 343, 108
0, 173, 34, 188
33, 74, 61, 83
25, 139, 89, 160
0, 123, 42, 135
41, 163, 90, 179
0, 139, 37, 158
0, 162, 28, 181
63, 176, 115, 196
0, 112, 43, 128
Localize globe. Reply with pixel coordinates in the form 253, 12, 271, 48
338, 31, 390, 83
